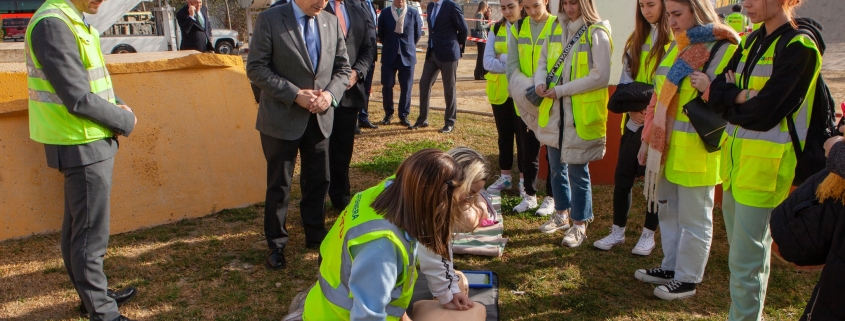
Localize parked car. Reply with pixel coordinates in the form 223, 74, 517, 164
212, 28, 243, 55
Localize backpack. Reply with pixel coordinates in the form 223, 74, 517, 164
744, 18, 836, 186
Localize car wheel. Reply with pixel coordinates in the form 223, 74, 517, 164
215, 40, 235, 55
111, 44, 137, 54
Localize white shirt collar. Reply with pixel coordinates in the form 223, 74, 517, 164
64, 0, 85, 21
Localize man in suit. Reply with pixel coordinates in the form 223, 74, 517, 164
325, 0, 375, 209
246, 0, 350, 270
411, 0, 467, 133
26, 0, 139, 319
176, 0, 213, 52
378, 0, 422, 126
355, 0, 379, 133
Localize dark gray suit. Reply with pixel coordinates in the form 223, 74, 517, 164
247, 2, 351, 249
29, 17, 136, 321
325, 0, 376, 208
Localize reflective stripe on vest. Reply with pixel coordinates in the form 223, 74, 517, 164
537, 22, 612, 142
652, 41, 735, 187
25, 0, 116, 145
515, 17, 556, 78
486, 23, 509, 105
303, 180, 416, 321
722, 34, 821, 208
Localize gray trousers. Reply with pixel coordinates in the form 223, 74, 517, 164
656, 175, 715, 284
60, 157, 120, 321
417, 53, 459, 126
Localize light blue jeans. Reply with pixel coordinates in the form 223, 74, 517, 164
722, 190, 772, 321
546, 147, 593, 222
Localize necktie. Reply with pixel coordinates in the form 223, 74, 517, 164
335, 0, 347, 37
197, 11, 205, 29
82, 15, 90, 28
304, 16, 319, 72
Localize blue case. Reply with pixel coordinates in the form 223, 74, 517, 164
460, 270, 494, 288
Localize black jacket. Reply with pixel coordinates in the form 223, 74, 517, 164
176, 5, 212, 52
771, 143, 845, 321
325, 1, 376, 108
607, 82, 653, 114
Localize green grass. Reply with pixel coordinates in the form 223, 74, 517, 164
0, 109, 819, 320
352, 139, 455, 175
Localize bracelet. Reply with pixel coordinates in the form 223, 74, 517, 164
744, 90, 751, 102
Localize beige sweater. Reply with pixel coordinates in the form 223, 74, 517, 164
531, 15, 611, 164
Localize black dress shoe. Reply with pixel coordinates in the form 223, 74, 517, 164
359, 119, 378, 129
266, 248, 286, 270
79, 287, 138, 316
305, 242, 321, 250
439, 125, 454, 133
381, 115, 393, 125
408, 122, 429, 130
354, 125, 362, 135
112, 315, 135, 321
398, 117, 411, 126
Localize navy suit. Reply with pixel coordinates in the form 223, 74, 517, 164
378, 6, 422, 120
415, 0, 468, 128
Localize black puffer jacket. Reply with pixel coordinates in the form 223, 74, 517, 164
771, 148, 845, 320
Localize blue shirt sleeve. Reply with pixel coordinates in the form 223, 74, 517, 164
348, 237, 405, 321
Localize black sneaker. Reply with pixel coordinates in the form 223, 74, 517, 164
634, 267, 674, 284
654, 279, 697, 300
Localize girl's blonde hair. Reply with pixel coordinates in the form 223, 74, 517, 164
556, 0, 602, 23
666, 0, 721, 26
447, 147, 490, 233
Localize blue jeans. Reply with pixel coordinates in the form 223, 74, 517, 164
546, 147, 593, 222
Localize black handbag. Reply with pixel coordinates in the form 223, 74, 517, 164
682, 96, 726, 153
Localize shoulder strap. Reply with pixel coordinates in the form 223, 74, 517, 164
515, 18, 525, 33
702, 40, 728, 75
493, 22, 500, 35
783, 28, 822, 156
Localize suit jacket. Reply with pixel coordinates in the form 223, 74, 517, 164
426, 0, 468, 62
325, 1, 375, 108
377, 6, 422, 67
246, 3, 351, 140
356, 0, 378, 62
176, 5, 212, 52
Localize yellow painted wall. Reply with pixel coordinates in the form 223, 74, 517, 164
0, 52, 265, 241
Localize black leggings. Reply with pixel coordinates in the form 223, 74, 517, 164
514, 118, 552, 197
491, 98, 519, 171
614, 125, 658, 230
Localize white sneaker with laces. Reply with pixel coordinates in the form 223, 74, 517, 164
535, 196, 556, 216
561, 224, 587, 247
631, 228, 656, 256
593, 224, 625, 250
538, 212, 570, 233
486, 175, 512, 194
513, 195, 537, 213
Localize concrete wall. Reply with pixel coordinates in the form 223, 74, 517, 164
0, 52, 265, 241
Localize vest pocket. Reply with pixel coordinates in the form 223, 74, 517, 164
670, 132, 707, 173
735, 141, 784, 192
572, 91, 607, 140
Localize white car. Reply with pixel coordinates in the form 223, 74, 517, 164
212, 29, 244, 55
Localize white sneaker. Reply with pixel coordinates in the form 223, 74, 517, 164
561, 224, 587, 248
538, 212, 570, 233
535, 196, 556, 216
513, 195, 537, 213
631, 228, 656, 256
593, 224, 625, 250
486, 175, 512, 194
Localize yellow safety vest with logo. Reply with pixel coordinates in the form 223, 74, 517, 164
653, 41, 735, 187
485, 23, 509, 105
538, 22, 611, 141
722, 34, 821, 208
726, 12, 750, 34
25, 0, 116, 145
303, 178, 416, 321
514, 16, 557, 116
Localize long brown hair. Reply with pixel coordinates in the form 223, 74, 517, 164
371, 149, 466, 258
624, 0, 670, 80
497, 0, 527, 29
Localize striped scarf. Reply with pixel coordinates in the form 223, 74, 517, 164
644, 23, 738, 211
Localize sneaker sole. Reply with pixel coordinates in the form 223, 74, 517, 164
634, 270, 673, 285
539, 224, 570, 234
562, 240, 584, 248
654, 288, 696, 300
631, 245, 655, 256
592, 239, 623, 251
534, 210, 554, 217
